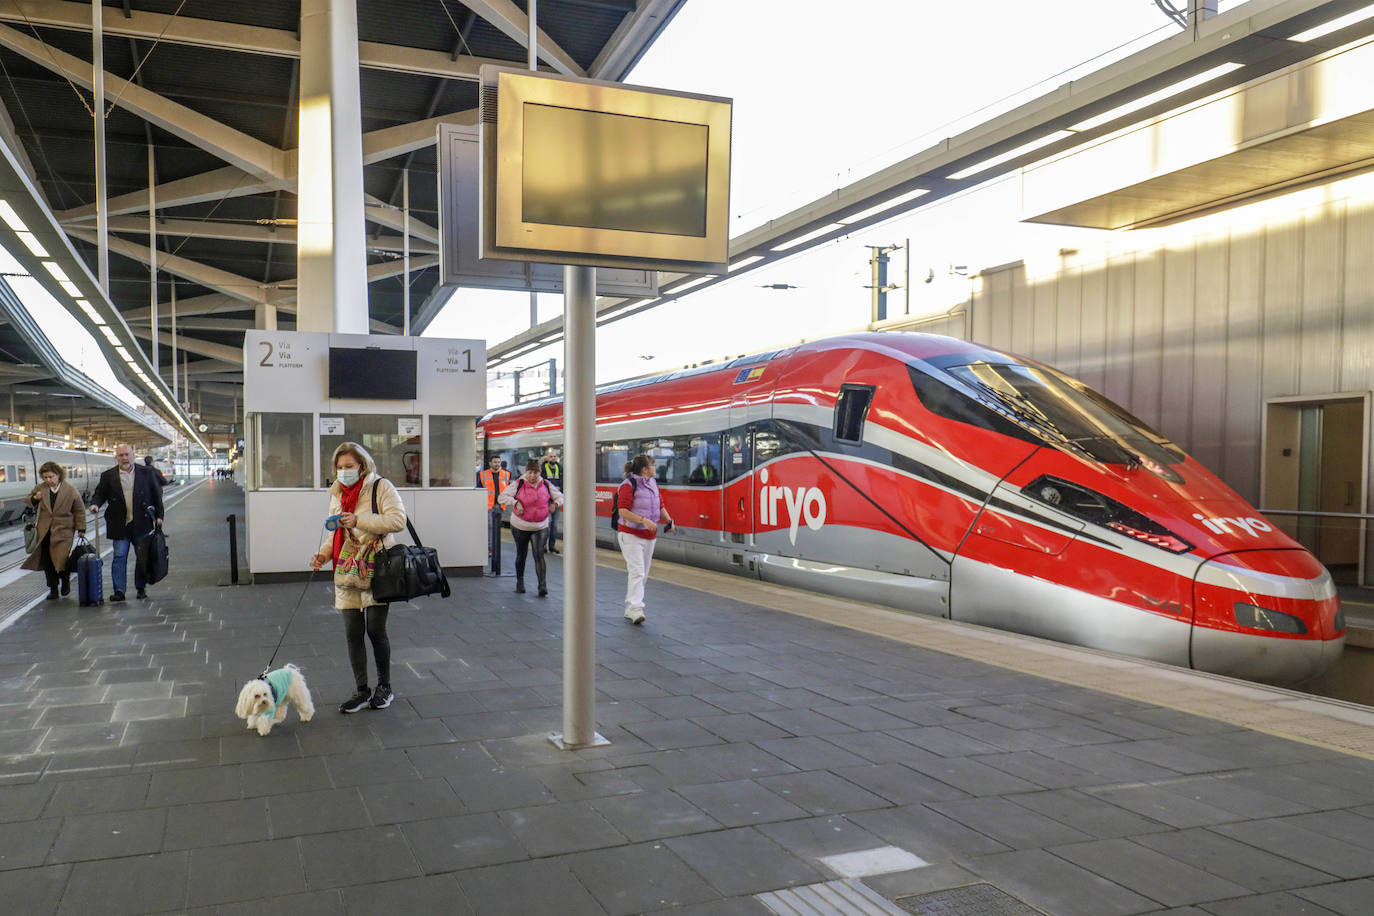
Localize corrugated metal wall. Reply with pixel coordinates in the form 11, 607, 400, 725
886, 181, 1374, 582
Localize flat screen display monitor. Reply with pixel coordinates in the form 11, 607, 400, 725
328, 347, 417, 400
479, 67, 731, 274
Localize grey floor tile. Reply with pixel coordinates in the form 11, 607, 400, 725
340, 874, 470, 915
401, 812, 529, 873
0, 863, 70, 916
1292, 877, 1374, 915
1087, 783, 1241, 829
567, 842, 721, 915
1199, 891, 1344, 914
622, 717, 725, 750
298, 827, 420, 890
186, 837, 307, 907
929, 795, 1094, 849
450, 765, 555, 813
267, 786, 370, 837
1051, 837, 1252, 907
0, 817, 61, 871
47, 808, 166, 863
690, 713, 791, 743
675, 778, 810, 828
848, 804, 1011, 862
974, 749, 1101, 789
1211, 817, 1374, 880
756, 814, 890, 861
1134, 827, 1338, 893
754, 736, 871, 771
455, 857, 607, 916
42, 772, 150, 816
1008, 788, 1170, 838
756, 770, 892, 816
358, 776, 465, 824
58, 852, 189, 915
966, 848, 1156, 916
240, 757, 333, 797
674, 742, 798, 781
666, 827, 824, 896
499, 799, 626, 857
589, 789, 721, 841
1158, 774, 1313, 820
165, 797, 271, 850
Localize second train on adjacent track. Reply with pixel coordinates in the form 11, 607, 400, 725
479, 332, 1344, 684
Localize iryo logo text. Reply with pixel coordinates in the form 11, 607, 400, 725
759, 468, 827, 545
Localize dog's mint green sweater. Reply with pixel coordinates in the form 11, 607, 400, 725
261, 668, 293, 719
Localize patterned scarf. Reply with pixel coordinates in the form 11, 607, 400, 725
331, 478, 364, 562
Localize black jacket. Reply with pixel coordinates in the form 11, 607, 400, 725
91, 464, 164, 540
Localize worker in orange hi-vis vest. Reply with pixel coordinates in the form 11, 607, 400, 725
478, 456, 511, 574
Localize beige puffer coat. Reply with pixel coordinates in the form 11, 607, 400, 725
21, 480, 86, 574
318, 473, 407, 609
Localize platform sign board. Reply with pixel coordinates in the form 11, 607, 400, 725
476, 67, 732, 274
437, 124, 660, 297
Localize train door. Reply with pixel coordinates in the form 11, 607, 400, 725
722, 399, 754, 549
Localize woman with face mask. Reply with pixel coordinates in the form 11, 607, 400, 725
22, 461, 86, 600
310, 442, 407, 713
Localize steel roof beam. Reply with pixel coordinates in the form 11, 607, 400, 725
102, 216, 436, 254
130, 327, 244, 365
590, 0, 686, 80
454, 0, 586, 77
0, 22, 286, 182
0, 0, 521, 81
67, 228, 273, 305
123, 293, 250, 322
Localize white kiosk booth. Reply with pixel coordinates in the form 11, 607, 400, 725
242, 329, 487, 578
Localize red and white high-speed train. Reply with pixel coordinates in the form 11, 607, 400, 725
479, 332, 1344, 684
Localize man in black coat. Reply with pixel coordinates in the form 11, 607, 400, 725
90, 443, 164, 601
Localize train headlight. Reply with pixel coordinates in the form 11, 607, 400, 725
1233, 602, 1307, 635
1022, 475, 1194, 554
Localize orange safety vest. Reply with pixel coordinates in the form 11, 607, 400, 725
480, 467, 511, 510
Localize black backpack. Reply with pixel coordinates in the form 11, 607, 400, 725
609, 476, 638, 531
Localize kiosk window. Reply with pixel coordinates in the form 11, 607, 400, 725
320, 414, 422, 488
257, 413, 313, 488
428, 415, 474, 487
834, 385, 875, 444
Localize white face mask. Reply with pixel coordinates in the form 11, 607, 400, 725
337, 468, 360, 486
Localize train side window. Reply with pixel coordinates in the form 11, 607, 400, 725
16, 466, 25, 481
596, 440, 635, 483
685, 435, 722, 486
0, 465, 8, 482
834, 385, 875, 444
724, 426, 752, 481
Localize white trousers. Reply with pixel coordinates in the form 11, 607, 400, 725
617, 531, 657, 614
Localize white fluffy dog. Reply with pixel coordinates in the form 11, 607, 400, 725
235, 664, 314, 736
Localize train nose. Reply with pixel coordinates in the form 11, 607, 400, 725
1190, 548, 1344, 684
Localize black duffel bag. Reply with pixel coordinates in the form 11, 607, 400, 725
367, 487, 450, 603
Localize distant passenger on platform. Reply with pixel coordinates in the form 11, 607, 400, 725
310, 441, 407, 714
499, 459, 564, 597
539, 449, 563, 553
23, 461, 85, 601
479, 456, 510, 574
616, 453, 673, 626
143, 455, 166, 488
89, 443, 164, 602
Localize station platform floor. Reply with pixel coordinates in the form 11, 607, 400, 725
1, 478, 1373, 915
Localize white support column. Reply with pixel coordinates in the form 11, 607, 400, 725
92, 1, 108, 292
552, 264, 607, 751
170, 279, 178, 402
148, 146, 158, 377
296, 0, 368, 334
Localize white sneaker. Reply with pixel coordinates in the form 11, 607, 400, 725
624, 608, 645, 625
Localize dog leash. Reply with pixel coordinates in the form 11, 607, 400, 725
258, 520, 329, 679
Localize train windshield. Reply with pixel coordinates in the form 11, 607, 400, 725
946, 362, 1184, 468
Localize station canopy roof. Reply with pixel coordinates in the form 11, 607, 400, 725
0, 0, 681, 444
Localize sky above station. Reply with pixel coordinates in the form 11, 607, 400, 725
426, 0, 1248, 404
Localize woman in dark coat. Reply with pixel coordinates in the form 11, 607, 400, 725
21, 461, 87, 600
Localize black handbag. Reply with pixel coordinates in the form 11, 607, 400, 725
368, 484, 450, 603
137, 507, 170, 585
67, 535, 96, 573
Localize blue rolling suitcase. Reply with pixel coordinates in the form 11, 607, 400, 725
78, 524, 103, 607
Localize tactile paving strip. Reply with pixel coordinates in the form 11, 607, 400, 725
895, 883, 1044, 915
758, 878, 909, 915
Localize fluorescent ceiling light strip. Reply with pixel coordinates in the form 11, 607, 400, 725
0, 200, 28, 233
1291, 5, 1374, 42
840, 188, 931, 225
946, 131, 1074, 180
1069, 62, 1244, 131
728, 255, 765, 272
773, 223, 844, 252
42, 261, 70, 283
18, 232, 48, 257
58, 280, 80, 297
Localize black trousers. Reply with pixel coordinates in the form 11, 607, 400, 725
343, 605, 390, 691
512, 527, 548, 589
39, 534, 69, 591
488, 507, 503, 573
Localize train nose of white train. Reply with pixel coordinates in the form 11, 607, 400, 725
1189, 549, 1343, 684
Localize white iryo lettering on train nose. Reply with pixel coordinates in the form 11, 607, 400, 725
759, 468, 827, 545
1193, 514, 1274, 537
